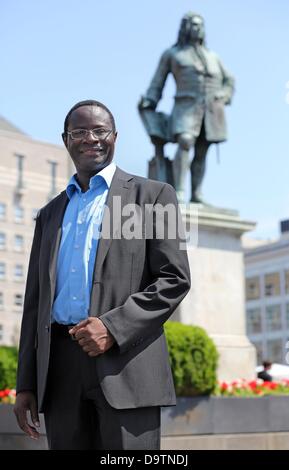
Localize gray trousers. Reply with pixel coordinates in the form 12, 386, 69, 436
43, 323, 160, 450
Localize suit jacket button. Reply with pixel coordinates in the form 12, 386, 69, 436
45, 325, 50, 332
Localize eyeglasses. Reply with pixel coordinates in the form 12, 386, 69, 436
67, 128, 113, 140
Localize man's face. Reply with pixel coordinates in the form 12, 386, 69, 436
188, 15, 205, 42
63, 105, 117, 174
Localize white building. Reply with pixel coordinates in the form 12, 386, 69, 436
244, 221, 289, 365
0, 116, 72, 345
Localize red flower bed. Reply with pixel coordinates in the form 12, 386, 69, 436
0, 388, 16, 404
215, 378, 289, 397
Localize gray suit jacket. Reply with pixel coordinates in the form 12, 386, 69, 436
16, 167, 191, 412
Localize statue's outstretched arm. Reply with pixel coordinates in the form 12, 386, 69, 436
143, 49, 171, 107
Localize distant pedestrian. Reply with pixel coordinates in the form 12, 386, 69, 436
257, 360, 273, 382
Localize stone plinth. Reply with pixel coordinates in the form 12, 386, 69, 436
173, 204, 257, 381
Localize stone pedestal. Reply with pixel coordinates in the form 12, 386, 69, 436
172, 204, 257, 381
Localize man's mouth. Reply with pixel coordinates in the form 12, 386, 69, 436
81, 146, 104, 154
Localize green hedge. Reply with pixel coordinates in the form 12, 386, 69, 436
0, 346, 18, 389
164, 321, 219, 396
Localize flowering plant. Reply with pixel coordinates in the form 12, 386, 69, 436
0, 388, 16, 404
214, 379, 289, 397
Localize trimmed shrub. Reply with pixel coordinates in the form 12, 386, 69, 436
164, 321, 219, 396
0, 346, 18, 389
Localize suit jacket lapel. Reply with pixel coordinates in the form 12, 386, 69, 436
92, 166, 134, 281
48, 191, 69, 308
88, 167, 134, 318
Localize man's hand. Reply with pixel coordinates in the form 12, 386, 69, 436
14, 391, 40, 440
69, 317, 115, 357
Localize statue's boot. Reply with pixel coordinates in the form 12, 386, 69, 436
172, 147, 189, 203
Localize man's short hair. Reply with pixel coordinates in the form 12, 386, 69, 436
63, 100, 116, 133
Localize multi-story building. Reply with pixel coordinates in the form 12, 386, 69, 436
0, 116, 73, 345
244, 220, 289, 365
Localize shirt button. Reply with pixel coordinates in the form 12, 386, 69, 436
75, 244, 79, 249
71, 268, 76, 273
72, 296, 77, 300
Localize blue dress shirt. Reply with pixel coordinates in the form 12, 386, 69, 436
51, 162, 116, 325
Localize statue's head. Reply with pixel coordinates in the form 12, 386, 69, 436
177, 12, 205, 46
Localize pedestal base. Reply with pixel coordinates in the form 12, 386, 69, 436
174, 203, 257, 381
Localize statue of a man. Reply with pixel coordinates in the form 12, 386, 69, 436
138, 12, 235, 203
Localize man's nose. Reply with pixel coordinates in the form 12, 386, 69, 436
84, 130, 99, 143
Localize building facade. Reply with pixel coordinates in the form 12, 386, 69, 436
244, 222, 289, 365
0, 116, 73, 345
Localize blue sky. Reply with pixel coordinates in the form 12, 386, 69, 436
1, 0, 289, 239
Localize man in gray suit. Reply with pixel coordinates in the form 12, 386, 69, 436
14, 100, 191, 450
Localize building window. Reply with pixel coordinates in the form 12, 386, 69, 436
266, 304, 282, 332
0, 203, 6, 220
285, 270, 289, 294
14, 264, 24, 281
0, 292, 3, 309
14, 293, 23, 307
47, 160, 58, 200
267, 339, 283, 364
264, 272, 280, 297
14, 235, 24, 252
252, 341, 263, 366
245, 276, 260, 300
0, 263, 6, 280
246, 308, 262, 334
15, 154, 25, 190
286, 304, 289, 329
0, 325, 3, 341
0, 233, 6, 250
14, 206, 24, 223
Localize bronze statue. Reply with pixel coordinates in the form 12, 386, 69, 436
138, 12, 235, 203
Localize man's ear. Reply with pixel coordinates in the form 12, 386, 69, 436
62, 132, 68, 148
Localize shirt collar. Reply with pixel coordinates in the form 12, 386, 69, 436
66, 162, 116, 199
